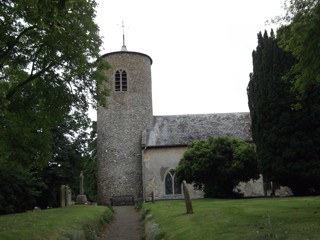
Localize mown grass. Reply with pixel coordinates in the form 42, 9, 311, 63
143, 197, 320, 240
0, 205, 113, 240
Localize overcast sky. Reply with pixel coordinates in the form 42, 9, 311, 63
95, 0, 284, 116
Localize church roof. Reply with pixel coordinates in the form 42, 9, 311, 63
143, 112, 251, 147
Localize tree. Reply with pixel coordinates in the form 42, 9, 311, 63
0, 0, 108, 212
276, 0, 320, 96
0, 0, 108, 112
83, 121, 98, 202
0, 161, 43, 214
248, 30, 320, 195
0, 0, 108, 167
34, 113, 90, 208
247, 30, 296, 193
175, 137, 258, 198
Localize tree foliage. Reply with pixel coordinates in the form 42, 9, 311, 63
0, 0, 108, 111
175, 137, 258, 198
34, 114, 90, 208
83, 121, 98, 202
0, 0, 107, 213
0, 161, 43, 214
277, 0, 320, 96
248, 30, 320, 195
248, 30, 296, 186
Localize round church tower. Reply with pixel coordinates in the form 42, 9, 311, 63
97, 47, 153, 205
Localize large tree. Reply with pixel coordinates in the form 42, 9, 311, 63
175, 137, 258, 198
248, 30, 320, 195
0, 0, 108, 212
248, 30, 296, 193
0, 0, 108, 111
0, 0, 108, 166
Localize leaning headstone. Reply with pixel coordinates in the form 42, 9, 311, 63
182, 180, 193, 214
60, 185, 66, 207
76, 171, 88, 204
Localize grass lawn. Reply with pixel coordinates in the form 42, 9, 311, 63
0, 205, 113, 240
143, 197, 320, 240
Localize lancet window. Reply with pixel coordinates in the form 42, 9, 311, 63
115, 69, 127, 91
165, 170, 182, 195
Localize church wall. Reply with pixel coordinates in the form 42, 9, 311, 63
143, 147, 292, 200
143, 146, 204, 201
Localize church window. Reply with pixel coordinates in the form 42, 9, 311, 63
165, 173, 173, 194
174, 177, 182, 194
122, 70, 127, 91
115, 69, 127, 91
165, 170, 182, 195
115, 71, 121, 91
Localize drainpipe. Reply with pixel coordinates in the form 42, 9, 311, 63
142, 146, 147, 202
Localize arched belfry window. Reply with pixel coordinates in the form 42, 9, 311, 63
115, 69, 127, 91
165, 170, 182, 195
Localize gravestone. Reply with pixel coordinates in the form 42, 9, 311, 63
61, 185, 73, 207
60, 185, 66, 207
76, 171, 88, 204
182, 181, 193, 214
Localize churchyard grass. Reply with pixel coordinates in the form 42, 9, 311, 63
143, 196, 320, 240
0, 205, 113, 239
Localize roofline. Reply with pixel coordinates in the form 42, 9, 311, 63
142, 139, 253, 149
153, 112, 250, 118
102, 51, 153, 65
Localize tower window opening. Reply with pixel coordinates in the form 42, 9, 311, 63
122, 71, 127, 91
165, 170, 182, 195
115, 71, 121, 91
115, 69, 127, 92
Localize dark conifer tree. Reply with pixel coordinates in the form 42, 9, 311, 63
248, 30, 320, 195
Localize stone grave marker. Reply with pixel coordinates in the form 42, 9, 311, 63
60, 185, 66, 207
76, 171, 88, 204
182, 180, 193, 214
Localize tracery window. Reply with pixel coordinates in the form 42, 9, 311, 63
165, 170, 182, 195
115, 69, 127, 91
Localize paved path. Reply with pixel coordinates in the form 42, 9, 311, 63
99, 206, 143, 240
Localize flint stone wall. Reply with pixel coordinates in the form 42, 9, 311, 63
97, 51, 153, 205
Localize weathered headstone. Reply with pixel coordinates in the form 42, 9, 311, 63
182, 181, 193, 214
152, 191, 155, 203
60, 185, 66, 207
76, 171, 88, 204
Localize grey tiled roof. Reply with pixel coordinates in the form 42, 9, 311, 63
144, 112, 251, 147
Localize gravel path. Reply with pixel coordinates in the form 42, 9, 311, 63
99, 206, 143, 240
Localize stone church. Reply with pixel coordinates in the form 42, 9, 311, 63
97, 46, 263, 205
